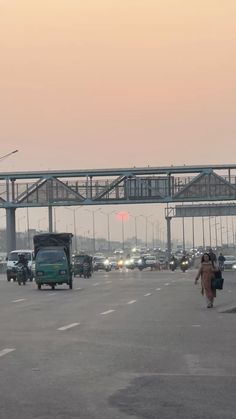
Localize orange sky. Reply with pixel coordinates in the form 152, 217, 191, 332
0, 0, 236, 243
0, 0, 236, 172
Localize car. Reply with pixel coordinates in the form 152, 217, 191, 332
137, 255, 160, 271
93, 256, 111, 272
223, 255, 236, 270
6, 249, 34, 281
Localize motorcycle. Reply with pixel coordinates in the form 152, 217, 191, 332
180, 260, 189, 272
169, 261, 177, 271
16, 264, 28, 285
83, 262, 92, 279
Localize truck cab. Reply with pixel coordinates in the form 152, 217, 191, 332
34, 233, 73, 290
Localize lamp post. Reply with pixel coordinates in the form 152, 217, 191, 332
202, 217, 205, 249
26, 207, 30, 248
192, 217, 195, 251
85, 208, 101, 254
100, 209, 116, 253
182, 217, 185, 252
140, 214, 154, 248
65, 207, 82, 253
129, 214, 142, 247
0, 150, 18, 162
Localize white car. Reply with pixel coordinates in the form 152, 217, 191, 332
223, 255, 236, 270
6, 250, 34, 281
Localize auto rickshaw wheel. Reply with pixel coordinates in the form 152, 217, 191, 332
51, 284, 55, 290
69, 279, 73, 289
37, 284, 41, 290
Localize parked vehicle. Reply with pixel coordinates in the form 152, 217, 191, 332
6, 250, 34, 282
34, 233, 73, 290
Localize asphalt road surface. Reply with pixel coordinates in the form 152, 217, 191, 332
0, 268, 236, 419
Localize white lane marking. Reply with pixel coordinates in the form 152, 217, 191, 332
156, 288, 162, 291
100, 309, 115, 315
192, 324, 201, 328
0, 348, 15, 357
144, 293, 151, 297
12, 299, 26, 303
93, 283, 99, 286
57, 323, 80, 331
75, 287, 82, 290
164, 283, 170, 286
228, 290, 232, 293
48, 293, 57, 296
127, 300, 137, 305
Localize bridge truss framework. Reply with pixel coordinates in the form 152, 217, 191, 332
1, 163, 236, 255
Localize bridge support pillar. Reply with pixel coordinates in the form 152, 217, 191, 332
165, 216, 172, 262
48, 206, 53, 233
6, 208, 16, 253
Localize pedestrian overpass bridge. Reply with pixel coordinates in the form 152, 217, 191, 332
1, 163, 236, 253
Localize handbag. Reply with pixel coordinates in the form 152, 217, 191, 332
211, 269, 224, 290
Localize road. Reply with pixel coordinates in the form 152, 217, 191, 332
0, 268, 236, 419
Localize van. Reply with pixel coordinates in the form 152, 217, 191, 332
6, 250, 34, 282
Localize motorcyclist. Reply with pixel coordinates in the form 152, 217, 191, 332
16, 253, 30, 280
170, 255, 177, 268
180, 254, 188, 264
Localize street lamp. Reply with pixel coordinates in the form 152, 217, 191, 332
85, 208, 101, 254
0, 150, 18, 162
100, 209, 116, 254
65, 206, 82, 253
140, 214, 154, 248
129, 213, 142, 247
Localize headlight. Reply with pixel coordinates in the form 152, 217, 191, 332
59, 270, 67, 275
130, 258, 134, 264
36, 271, 44, 276
104, 260, 110, 266
138, 259, 142, 264
232, 264, 236, 269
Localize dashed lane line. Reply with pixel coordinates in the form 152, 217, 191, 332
100, 309, 115, 315
127, 300, 137, 305
93, 283, 100, 287
0, 348, 15, 357
57, 323, 80, 331
155, 288, 162, 291
164, 283, 170, 286
144, 293, 151, 297
12, 299, 26, 303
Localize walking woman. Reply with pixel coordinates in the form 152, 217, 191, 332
195, 253, 216, 308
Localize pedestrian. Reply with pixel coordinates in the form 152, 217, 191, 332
195, 253, 216, 308
208, 248, 217, 265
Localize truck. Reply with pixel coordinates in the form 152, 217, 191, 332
33, 233, 73, 290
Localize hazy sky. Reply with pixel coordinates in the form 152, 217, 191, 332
0, 1, 236, 245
